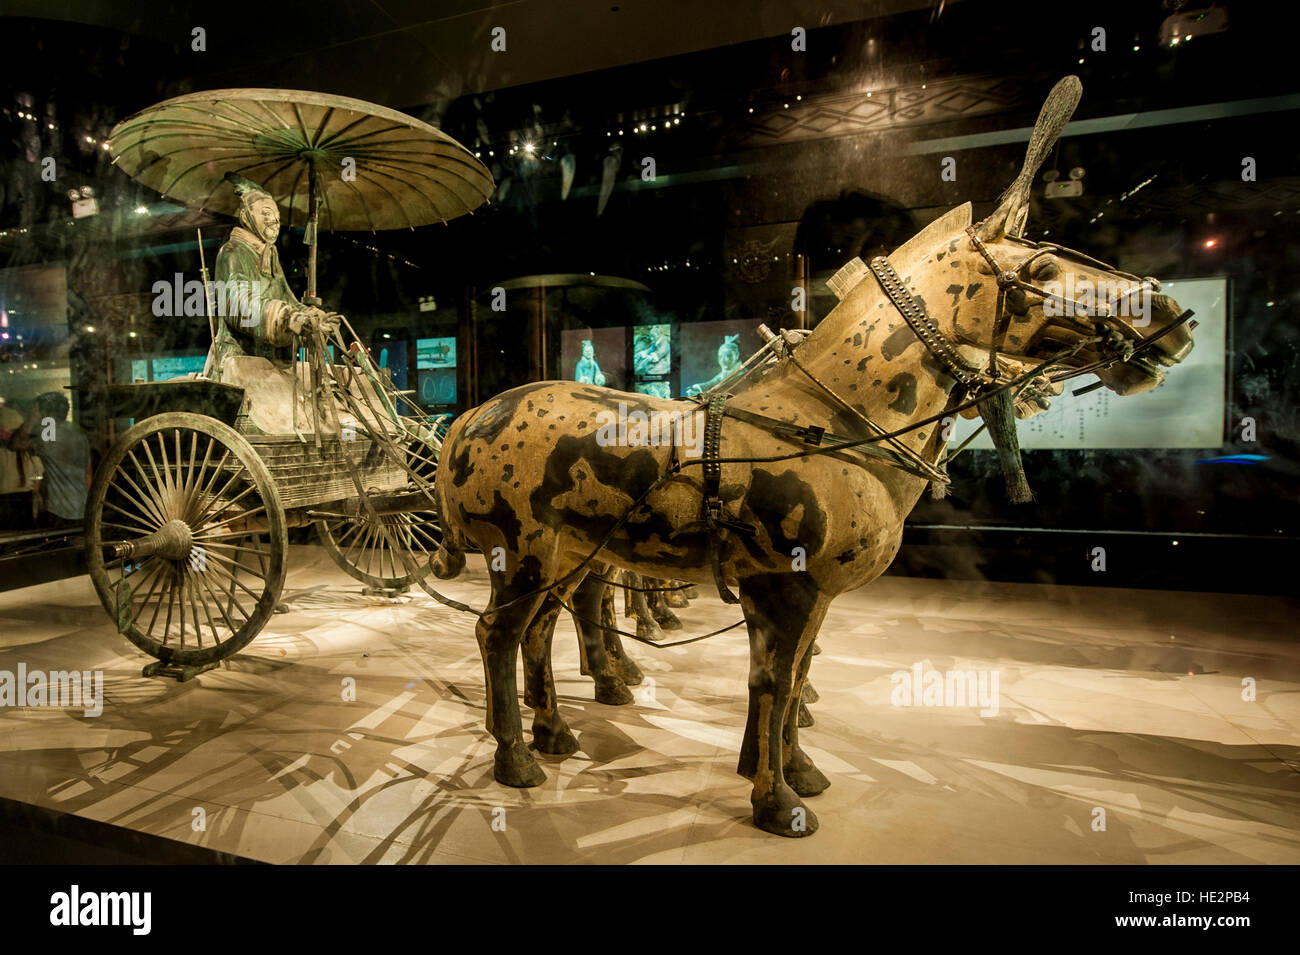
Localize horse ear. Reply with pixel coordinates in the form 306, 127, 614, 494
976, 76, 1082, 240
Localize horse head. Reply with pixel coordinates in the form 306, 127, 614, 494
838, 76, 1195, 501
958, 75, 1194, 397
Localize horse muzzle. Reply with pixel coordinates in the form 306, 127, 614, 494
1095, 293, 1194, 395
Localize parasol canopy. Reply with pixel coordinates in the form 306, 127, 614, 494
108, 88, 494, 233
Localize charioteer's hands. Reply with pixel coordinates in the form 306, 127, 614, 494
1012, 373, 1063, 420
288, 307, 344, 339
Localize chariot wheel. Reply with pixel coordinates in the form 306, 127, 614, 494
86, 412, 288, 666
315, 434, 442, 589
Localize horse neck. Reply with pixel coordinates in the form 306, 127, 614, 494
734, 272, 966, 460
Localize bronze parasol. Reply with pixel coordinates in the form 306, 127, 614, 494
108, 88, 494, 301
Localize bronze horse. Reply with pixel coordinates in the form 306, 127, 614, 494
428, 78, 1194, 835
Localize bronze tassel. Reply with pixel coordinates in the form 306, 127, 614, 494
978, 388, 1033, 503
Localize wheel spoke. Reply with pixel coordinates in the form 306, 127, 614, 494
183, 436, 216, 524
174, 429, 186, 504
161, 568, 177, 644
193, 563, 246, 634
191, 446, 233, 517
129, 562, 169, 630
184, 571, 210, 648
123, 448, 170, 520
193, 463, 250, 526
197, 539, 268, 557
100, 508, 158, 537
196, 482, 260, 528
152, 431, 177, 515
200, 553, 267, 604
195, 504, 267, 537
203, 544, 269, 585
136, 441, 174, 521
114, 457, 169, 526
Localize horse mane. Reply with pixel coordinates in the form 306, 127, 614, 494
825, 202, 972, 305
888, 201, 972, 272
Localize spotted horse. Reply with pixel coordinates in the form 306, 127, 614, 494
427, 77, 1195, 836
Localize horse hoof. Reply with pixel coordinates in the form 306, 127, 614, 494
613, 657, 644, 686
801, 682, 820, 704
811, 642, 822, 656
655, 612, 683, 631
637, 623, 664, 643
494, 743, 546, 787
532, 722, 579, 756
684, 585, 699, 600
798, 702, 815, 727
594, 678, 635, 706
665, 591, 689, 609
787, 764, 831, 797
752, 792, 819, 837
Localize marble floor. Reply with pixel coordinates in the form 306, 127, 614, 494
0, 546, 1297, 864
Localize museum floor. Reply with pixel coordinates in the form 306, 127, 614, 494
0, 546, 1297, 865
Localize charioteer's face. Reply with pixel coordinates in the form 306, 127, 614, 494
252, 198, 280, 242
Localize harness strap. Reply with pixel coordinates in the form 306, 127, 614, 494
869, 255, 996, 390
721, 405, 952, 485
701, 395, 751, 605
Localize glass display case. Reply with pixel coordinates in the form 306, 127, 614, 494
0, 0, 1295, 880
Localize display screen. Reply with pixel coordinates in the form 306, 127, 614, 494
417, 336, 456, 369
949, 277, 1227, 450
560, 327, 627, 392
150, 354, 207, 380
680, 319, 765, 397
418, 367, 457, 405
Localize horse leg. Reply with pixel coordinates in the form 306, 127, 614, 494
735, 574, 830, 837
664, 578, 690, 609
601, 623, 644, 687
571, 572, 635, 704
784, 643, 830, 796
479, 579, 549, 788
521, 593, 579, 756
627, 574, 664, 642
648, 579, 682, 630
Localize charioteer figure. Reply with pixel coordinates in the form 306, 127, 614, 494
203, 175, 342, 381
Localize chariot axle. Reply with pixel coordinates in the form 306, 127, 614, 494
109, 519, 194, 561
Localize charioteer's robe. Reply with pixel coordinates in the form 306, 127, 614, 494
204, 227, 314, 380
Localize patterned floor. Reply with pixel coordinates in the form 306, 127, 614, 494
0, 546, 1297, 864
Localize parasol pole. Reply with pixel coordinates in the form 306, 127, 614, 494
304, 162, 322, 307
197, 227, 218, 378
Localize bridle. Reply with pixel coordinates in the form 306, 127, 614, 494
868, 226, 1194, 401
964, 226, 1175, 377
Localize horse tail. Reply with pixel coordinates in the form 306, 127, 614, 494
430, 413, 469, 579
